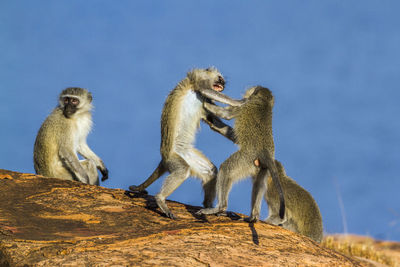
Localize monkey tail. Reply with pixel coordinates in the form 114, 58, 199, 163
259, 155, 286, 219
129, 161, 166, 193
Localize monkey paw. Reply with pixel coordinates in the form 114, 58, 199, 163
196, 207, 222, 215
244, 216, 259, 223
265, 215, 285, 226
155, 196, 178, 220
128, 185, 148, 195
164, 211, 177, 220
101, 168, 109, 182
100, 168, 108, 182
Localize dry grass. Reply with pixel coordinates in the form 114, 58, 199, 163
322, 235, 397, 266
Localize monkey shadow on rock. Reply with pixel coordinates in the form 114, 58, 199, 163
124, 190, 259, 245
184, 205, 241, 222
183, 205, 209, 223
124, 190, 206, 220
124, 190, 166, 218
248, 222, 260, 245
124, 190, 243, 223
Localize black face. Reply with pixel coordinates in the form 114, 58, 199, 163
217, 75, 225, 87
62, 97, 80, 118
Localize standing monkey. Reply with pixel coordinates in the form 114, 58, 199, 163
34, 87, 108, 185
129, 67, 243, 219
197, 86, 285, 222
264, 160, 323, 243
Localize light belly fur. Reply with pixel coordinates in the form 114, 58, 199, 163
174, 90, 203, 151
173, 91, 212, 175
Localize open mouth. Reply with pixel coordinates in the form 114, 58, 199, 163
213, 76, 225, 91
213, 83, 224, 91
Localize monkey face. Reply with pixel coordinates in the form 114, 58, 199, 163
188, 67, 225, 92
62, 97, 80, 118
59, 87, 93, 118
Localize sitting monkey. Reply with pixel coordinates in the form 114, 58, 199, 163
34, 87, 108, 185
262, 159, 323, 243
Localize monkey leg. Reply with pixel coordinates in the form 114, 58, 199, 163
245, 169, 268, 223
80, 159, 99, 185
198, 150, 257, 215
188, 149, 218, 208
50, 164, 75, 181
129, 161, 167, 193
155, 155, 190, 219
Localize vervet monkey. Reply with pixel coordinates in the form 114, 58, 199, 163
34, 87, 108, 185
197, 86, 285, 222
129, 67, 243, 219
264, 160, 323, 243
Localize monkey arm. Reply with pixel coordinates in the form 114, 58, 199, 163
204, 102, 237, 120
58, 146, 89, 184
78, 143, 109, 181
203, 114, 237, 143
198, 88, 245, 107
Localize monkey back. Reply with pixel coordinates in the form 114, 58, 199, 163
234, 91, 275, 156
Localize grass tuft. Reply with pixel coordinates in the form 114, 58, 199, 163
322, 235, 396, 266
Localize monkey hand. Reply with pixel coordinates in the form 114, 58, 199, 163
238, 98, 247, 105
100, 168, 109, 181
204, 114, 215, 126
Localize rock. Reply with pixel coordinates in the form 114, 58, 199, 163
0, 169, 364, 266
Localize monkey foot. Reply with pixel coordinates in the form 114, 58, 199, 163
196, 207, 224, 216
128, 185, 148, 195
163, 211, 177, 220
155, 196, 177, 220
265, 216, 285, 226
244, 216, 259, 223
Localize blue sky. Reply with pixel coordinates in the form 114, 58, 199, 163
1, 1, 400, 240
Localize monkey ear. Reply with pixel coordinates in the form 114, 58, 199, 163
87, 92, 93, 102
207, 66, 216, 72
187, 70, 195, 81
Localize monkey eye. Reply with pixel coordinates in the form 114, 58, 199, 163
71, 98, 80, 105
64, 98, 69, 104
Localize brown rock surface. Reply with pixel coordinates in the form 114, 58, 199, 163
0, 169, 365, 266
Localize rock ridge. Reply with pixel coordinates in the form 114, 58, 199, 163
0, 169, 364, 266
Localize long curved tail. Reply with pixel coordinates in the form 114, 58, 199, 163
129, 161, 167, 192
259, 155, 285, 219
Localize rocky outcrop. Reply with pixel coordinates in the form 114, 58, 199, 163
0, 169, 364, 266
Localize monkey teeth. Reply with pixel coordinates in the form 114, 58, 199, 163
213, 84, 224, 91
